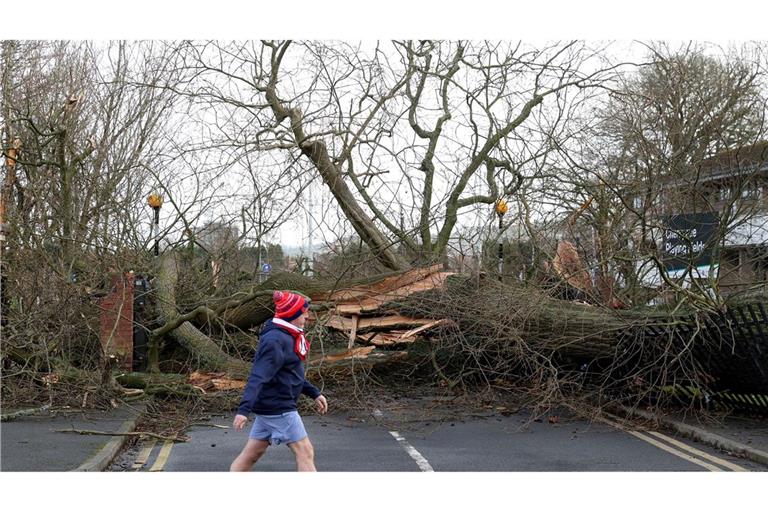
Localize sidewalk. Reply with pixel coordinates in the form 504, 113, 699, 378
1, 402, 145, 472
618, 405, 768, 467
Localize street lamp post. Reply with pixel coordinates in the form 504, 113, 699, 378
146, 193, 163, 373
147, 193, 163, 256
495, 198, 508, 282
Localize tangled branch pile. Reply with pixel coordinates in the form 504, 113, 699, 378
339, 273, 754, 409
148, 258, 765, 412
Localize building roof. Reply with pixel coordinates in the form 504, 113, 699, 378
698, 141, 768, 181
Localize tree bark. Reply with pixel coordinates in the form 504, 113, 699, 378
219, 270, 320, 329
153, 253, 249, 378
263, 42, 407, 272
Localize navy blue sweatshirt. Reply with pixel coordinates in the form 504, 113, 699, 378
236, 319, 321, 416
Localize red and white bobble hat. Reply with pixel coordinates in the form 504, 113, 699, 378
273, 290, 309, 322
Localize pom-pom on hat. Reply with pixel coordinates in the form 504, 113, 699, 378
273, 290, 310, 322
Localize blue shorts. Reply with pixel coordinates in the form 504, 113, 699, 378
249, 411, 308, 445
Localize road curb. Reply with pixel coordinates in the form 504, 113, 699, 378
74, 402, 147, 472
616, 405, 768, 467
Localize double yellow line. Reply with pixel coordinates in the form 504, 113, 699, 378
630, 430, 747, 471
601, 415, 748, 472
131, 438, 175, 472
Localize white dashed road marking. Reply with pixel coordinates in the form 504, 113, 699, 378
389, 431, 434, 472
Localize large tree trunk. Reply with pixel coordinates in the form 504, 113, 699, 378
220, 271, 322, 329
220, 267, 430, 330
150, 254, 431, 379
263, 42, 407, 272
153, 253, 249, 378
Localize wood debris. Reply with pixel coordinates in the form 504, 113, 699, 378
552, 240, 592, 291
314, 266, 454, 352
362, 332, 415, 346
360, 319, 455, 346
315, 264, 443, 303
324, 314, 437, 332
188, 371, 246, 392
306, 346, 409, 379
333, 272, 454, 315
313, 346, 376, 363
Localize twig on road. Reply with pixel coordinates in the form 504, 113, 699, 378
53, 428, 187, 442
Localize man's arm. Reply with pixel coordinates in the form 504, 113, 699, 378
236, 339, 285, 417
301, 380, 321, 400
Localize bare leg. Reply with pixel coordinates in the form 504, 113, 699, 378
288, 437, 316, 472
230, 438, 269, 471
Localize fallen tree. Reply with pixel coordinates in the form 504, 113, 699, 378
148, 253, 439, 379
152, 253, 251, 378
137, 250, 768, 412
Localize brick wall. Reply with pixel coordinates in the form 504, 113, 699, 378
98, 273, 135, 371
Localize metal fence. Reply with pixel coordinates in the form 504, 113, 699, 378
644, 302, 768, 410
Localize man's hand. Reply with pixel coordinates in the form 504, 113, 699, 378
233, 414, 248, 431
315, 394, 328, 415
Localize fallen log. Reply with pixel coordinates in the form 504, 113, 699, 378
318, 264, 444, 303
387, 274, 642, 360
219, 271, 322, 329
153, 253, 250, 378
333, 272, 454, 315
116, 372, 188, 389
188, 371, 246, 392
220, 267, 434, 330
323, 314, 437, 332
148, 260, 455, 381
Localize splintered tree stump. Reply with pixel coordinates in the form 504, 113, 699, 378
220, 267, 442, 330
149, 254, 450, 379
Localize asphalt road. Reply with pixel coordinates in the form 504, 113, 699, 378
2, 407, 137, 471
113, 408, 766, 472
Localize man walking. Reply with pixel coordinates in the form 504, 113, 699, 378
230, 290, 328, 472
